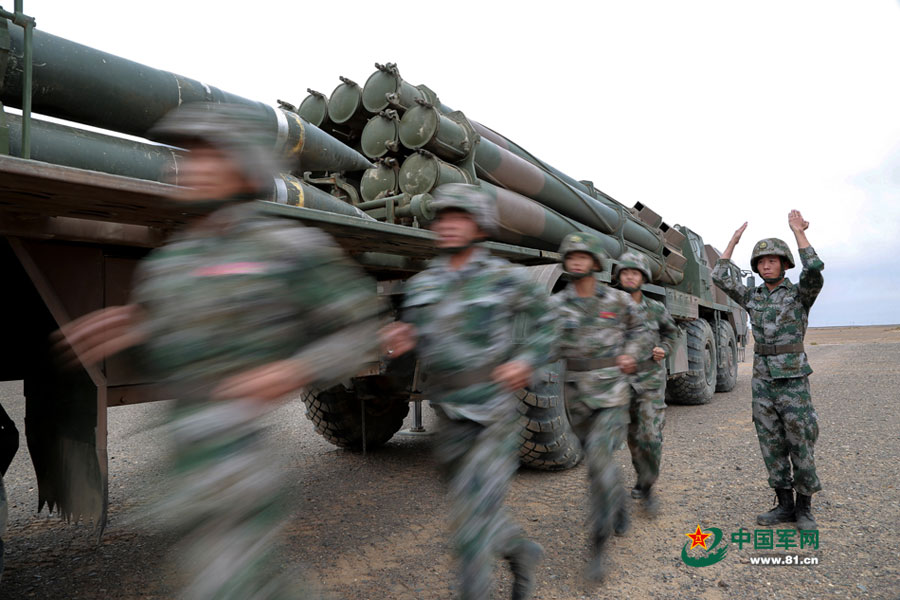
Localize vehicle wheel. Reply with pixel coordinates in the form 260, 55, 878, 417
715, 320, 738, 393
302, 378, 410, 450
517, 361, 583, 471
666, 319, 717, 405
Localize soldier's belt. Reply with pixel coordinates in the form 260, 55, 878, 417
425, 365, 499, 391
754, 343, 805, 356
566, 357, 619, 371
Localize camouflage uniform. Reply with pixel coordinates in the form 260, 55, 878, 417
402, 245, 555, 600
711, 244, 824, 497
132, 200, 380, 599
626, 295, 678, 493
550, 274, 641, 548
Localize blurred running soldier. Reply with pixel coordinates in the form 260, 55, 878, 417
712, 210, 823, 531
59, 102, 382, 599
614, 251, 678, 516
381, 183, 555, 600
550, 234, 641, 581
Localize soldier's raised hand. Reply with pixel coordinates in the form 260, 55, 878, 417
788, 210, 809, 233
720, 222, 748, 260
730, 222, 748, 246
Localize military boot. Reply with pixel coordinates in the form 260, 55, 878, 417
630, 485, 644, 499
794, 494, 818, 531
641, 486, 660, 517
585, 531, 610, 582
614, 501, 631, 536
507, 539, 544, 600
756, 488, 795, 526
613, 502, 631, 537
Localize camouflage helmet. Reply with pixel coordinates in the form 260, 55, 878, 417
429, 183, 498, 235
148, 101, 279, 192
558, 232, 608, 271
750, 238, 795, 273
613, 250, 652, 283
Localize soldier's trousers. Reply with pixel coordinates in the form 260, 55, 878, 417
163, 398, 310, 600
434, 406, 528, 600
751, 376, 821, 496
567, 398, 629, 542
626, 387, 666, 491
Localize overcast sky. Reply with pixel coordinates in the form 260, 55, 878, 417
27, 1, 900, 326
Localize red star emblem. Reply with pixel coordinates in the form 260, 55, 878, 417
685, 525, 712, 550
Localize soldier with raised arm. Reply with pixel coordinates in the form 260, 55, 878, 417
712, 210, 824, 531
550, 233, 641, 581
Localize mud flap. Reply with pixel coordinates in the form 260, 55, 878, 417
25, 353, 107, 529
7, 238, 110, 532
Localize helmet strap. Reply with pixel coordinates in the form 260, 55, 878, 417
163, 193, 250, 213
561, 270, 593, 282
436, 240, 476, 256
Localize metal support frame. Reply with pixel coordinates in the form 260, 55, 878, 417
713, 309, 722, 364
7, 236, 109, 530
410, 400, 425, 433
1, 1, 35, 157
397, 361, 430, 436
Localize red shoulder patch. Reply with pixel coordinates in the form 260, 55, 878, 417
192, 262, 270, 276
599, 311, 617, 319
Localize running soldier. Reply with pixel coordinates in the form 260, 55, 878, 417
380, 183, 555, 600
712, 210, 823, 531
550, 233, 641, 581
59, 102, 382, 599
614, 251, 678, 515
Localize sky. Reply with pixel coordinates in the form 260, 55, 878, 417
20, 0, 900, 326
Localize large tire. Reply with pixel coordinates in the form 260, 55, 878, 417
302, 378, 410, 450
666, 319, 718, 405
715, 320, 739, 393
517, 361, 583, 471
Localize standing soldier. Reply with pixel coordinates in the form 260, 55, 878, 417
380, 184, 555, 600
712, 210, 823, 531
550, 233, 641, 581
59, 102, 382, 599
614, 251, 678, 516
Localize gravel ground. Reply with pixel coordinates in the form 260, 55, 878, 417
1, 325, 899, 599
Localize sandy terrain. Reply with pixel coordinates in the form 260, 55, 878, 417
1, 325, 898, 599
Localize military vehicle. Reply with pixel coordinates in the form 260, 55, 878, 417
0, 7, 750, 548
